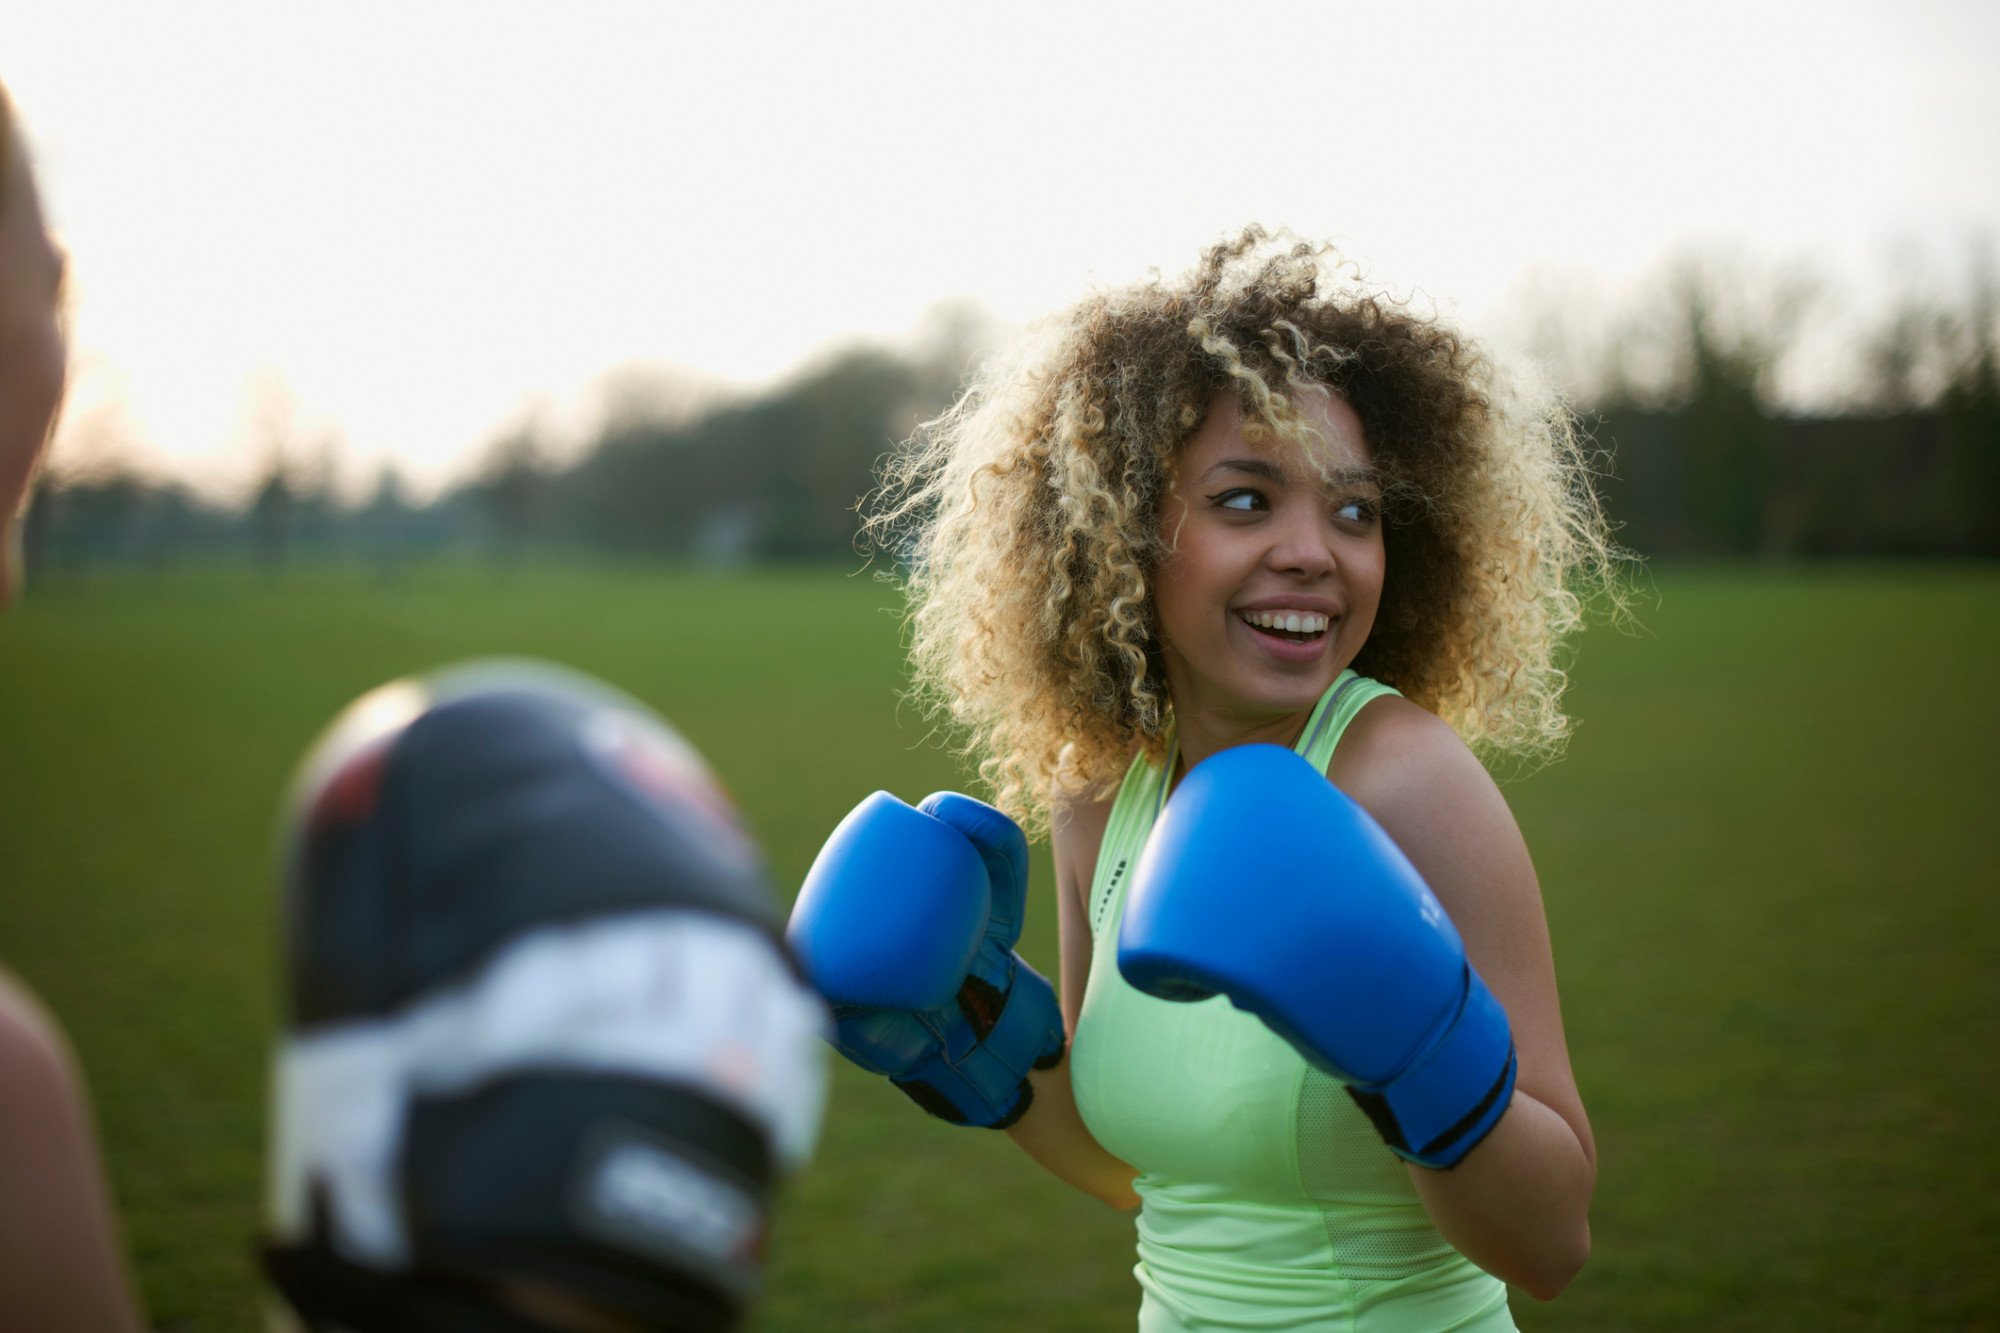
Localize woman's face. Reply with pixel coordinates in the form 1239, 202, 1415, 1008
0, 111, 69, 609
1151, 387, 1385, 731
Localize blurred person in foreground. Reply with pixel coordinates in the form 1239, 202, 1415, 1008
261, 659, 828, 1331
3, 73, 827, 1328
0, 76, 148, 1333
791, 230, 1623, 1329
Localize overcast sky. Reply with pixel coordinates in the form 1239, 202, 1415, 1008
9, 0, 1997, 498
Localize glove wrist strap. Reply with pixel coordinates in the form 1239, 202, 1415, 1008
1349, 968, 1517, 1169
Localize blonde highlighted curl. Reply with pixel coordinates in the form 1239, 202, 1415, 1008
865, 229, 1629, 838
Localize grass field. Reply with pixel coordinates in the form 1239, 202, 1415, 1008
1, 563, 1995, 1331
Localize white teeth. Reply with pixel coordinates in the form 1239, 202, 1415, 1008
1241, 610, 1329, 634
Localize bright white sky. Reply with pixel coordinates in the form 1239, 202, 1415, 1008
8, 0, 1998, 500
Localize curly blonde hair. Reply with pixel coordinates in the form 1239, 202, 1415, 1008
866, 229, 1627, 837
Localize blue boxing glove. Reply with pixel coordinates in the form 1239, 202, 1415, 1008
787, 790, 1064, 1129
1118, 745, 1516, 1169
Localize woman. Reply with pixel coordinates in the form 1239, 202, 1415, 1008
860, 229, 1623, 1329
0, 77, 147, 1331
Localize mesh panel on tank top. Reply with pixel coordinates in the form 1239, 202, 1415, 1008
1296, 1069, 1460, 1284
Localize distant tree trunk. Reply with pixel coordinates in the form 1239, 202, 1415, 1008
251, 468, 292, 571
476, 420, 548, 570
1944, 366, 2000, 556
1680, 294, 1781, 555
1945, 261, 2000, 555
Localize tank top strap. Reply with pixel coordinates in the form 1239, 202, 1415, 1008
1085, 671, 1401, 943
1295, 668, 1402, 773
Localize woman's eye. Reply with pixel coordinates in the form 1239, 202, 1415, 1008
1211, 488, 1263, 512
1333, 497, 1378, 525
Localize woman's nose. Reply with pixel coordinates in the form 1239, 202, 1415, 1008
1264, 504, 1336, 577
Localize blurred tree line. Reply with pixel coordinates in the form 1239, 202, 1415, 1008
19, 268, 2000, 580
1556, 252, 2000, 558
22, 328, 974, 579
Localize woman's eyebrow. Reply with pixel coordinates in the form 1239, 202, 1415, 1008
1199, 458, 1287, 484
1324, 466, 1382, 489
1198, 459, 1382, 489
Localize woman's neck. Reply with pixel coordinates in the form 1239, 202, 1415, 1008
1167, 701, 1316, 788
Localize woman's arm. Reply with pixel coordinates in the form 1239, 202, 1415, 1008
1332, 700, 1596, 1300
0, 973, 145, 1333
1003, 793, 1139, 1210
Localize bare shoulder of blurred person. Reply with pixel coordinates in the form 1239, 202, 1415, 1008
0, 971, 144, 1332
0, 78, 69, 608
0, 81, 144, 1332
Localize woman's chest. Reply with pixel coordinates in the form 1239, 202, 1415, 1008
1070, 926, 1316, 1196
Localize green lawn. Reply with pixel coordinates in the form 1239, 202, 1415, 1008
0, 563, 1993, 1330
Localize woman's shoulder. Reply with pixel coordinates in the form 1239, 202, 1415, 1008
1047, 743, 1129, 902
1049, 778, 1117, 867
1328, 692, 1502, 829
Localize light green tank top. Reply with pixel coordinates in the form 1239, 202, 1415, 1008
1069, 672, 1516, 1332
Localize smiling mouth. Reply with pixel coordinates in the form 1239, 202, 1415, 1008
1238, 610, 1330, 645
